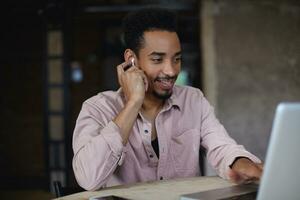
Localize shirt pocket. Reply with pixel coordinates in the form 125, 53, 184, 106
170, 129, 201, 172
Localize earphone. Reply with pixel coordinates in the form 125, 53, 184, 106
129, 56, 148, 91
130, 57, 135, 67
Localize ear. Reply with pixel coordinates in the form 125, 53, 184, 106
124, 49, 137, 62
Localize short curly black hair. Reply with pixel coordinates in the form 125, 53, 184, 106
122, 8, 178, 56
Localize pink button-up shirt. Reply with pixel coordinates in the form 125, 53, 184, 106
72, 85, 260, 190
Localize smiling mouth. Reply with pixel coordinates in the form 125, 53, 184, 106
155, 77, 176, 90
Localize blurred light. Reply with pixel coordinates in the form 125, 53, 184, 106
176, 70, 189, 86
71, 62, 83, 83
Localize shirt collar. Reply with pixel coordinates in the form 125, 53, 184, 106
165, 86, 181, 111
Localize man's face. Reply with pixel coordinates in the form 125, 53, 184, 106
137, 31, 181, 100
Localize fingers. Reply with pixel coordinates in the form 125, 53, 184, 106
117, 63, 125, 86
228, 169, 251, 185
117, 60, 133, 74
229, 171, 257, 185
229, 157, 264, 183
116, 60, 147, 102
140, 72, 149, 92
117, 60, 134, 85
228, 167, 262, 185
117, 60, 145, 83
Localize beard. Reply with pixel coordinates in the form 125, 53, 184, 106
152, 89, 173, 100
151, 75, 177, 100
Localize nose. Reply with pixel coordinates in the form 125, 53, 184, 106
162, 60, 178, 77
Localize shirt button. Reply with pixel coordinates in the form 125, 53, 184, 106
160, 176, 163, 180
144, 130, 149, 133
149, 154, 154, 158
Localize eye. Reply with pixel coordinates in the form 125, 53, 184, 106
151, 57, 163, 63
174, 56, 182, 62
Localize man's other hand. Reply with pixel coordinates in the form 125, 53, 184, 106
228, 157, 263, 184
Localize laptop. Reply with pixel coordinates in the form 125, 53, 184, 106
256, 102, 300, 200
181, 102, 300, 200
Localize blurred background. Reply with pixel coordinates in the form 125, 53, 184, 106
0, 0, 299, 199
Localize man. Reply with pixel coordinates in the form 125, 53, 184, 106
72, 8, 262, 191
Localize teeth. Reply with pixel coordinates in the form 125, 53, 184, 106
160, 80, 172, 87
156, 79, 174, 88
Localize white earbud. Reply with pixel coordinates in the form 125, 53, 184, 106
130, 57, 135, 67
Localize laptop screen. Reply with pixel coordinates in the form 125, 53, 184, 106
257, 102, 300, 200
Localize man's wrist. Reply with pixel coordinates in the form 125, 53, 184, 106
126, 98, 143, 111
229, 156, 251, 169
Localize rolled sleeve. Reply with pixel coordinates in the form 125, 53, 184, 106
200, 95, 261, 180
72, 98, 126, 190
101, 121, 126, 166
101, 121, 123, 155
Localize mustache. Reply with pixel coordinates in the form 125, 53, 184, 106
154, 75, 177, 82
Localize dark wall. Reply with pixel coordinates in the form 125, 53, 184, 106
1, 1, 202, 190
0, 10, 46, 188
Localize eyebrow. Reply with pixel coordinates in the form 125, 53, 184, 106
148, 52, 165, 57
174, 51, 182, 56
148, 51, 182, 57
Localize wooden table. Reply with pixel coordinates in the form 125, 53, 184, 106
53, 176, 242, 200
